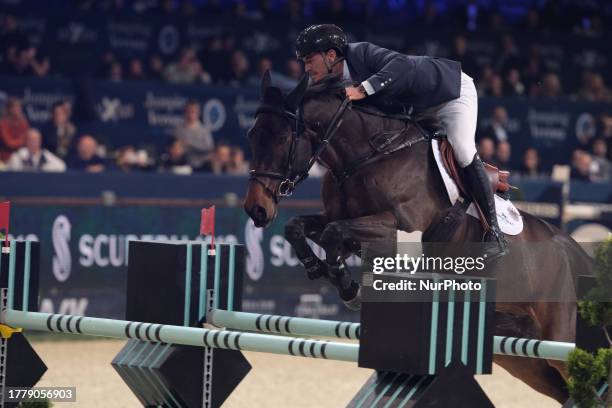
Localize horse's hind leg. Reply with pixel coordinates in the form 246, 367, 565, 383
318, 211, 398, 306
285, 214, 330, 280
494, 310, 569, 403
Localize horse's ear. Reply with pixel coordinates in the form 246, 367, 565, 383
285, 74, 309, 112
260, 69, 272, 100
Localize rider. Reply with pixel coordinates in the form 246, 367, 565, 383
295, 24, 508, 260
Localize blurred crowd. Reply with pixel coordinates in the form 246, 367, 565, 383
0, 97, 249, 176
476, 106, 612, 182
1, 0, 612, 182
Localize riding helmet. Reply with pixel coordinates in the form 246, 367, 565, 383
295, 24, 348, 59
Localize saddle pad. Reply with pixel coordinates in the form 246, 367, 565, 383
431, 139, 523, 235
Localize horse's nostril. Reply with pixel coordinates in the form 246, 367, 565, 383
252, 205, 267, 224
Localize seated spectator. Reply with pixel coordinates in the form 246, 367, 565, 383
5, 44, 50, 77
249, 57, 297, 92
174, 100, 214, 170
482, 106, 509, 143
159, 138, 192, 175
115, 145, 153, 172
108, 61, 122, 81
494, 141, 512, 171
226, 50, 253, 87
578, 72, 611, 102
477, 137, 495, 163
504, 68, 525, 96
148, 54, 165, 80
0, 15, 29, 74
202, 142, 232, 174
285, 59, 303, 81
127, 58, 147, 80
67, 135, 106, 172
537, 73, 563, 99
519, 147, 545, 178
41, 101, 77, 159
6, 128, 65, 172
570, 149, 593, 181
590, 138, 611, 181
227, 146, 249, 175
163, 47, 211, 84
0, 97, 29, 162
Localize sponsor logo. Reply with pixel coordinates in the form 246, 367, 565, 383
52, 215, 72, 282
158, 25, 180, 55
97, 97, 135, 122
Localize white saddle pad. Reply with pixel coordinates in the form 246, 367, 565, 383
431, 139, 523, 236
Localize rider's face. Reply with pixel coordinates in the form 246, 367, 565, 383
302, 50, 336, 83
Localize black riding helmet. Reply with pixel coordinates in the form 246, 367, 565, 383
295, 24, 348, 59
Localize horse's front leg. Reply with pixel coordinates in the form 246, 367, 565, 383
284, 214, 330, 280
319, 211, 398, 309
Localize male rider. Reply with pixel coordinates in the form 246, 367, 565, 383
295, 24, 508, 260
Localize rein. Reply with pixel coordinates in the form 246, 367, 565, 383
250, 93, 434, 202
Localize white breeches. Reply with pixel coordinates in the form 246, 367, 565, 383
426, 72, 478, 168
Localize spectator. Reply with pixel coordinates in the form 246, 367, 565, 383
0, 97, 29, 162
483, 106, 509, 143
590, 138, 611, 181
6, 128, 65, 172
477, 137, 495, 163
448, 35, 478, 77
174, 100, 214, 170
537, 73, 563, 99
159, 138, 192, 175
148, 54, 165, 80
285, 59, 303, 81
475, 66, 494, 97
226, 50, 253, 87
494, 141, 512, 171
250, 57, 297, 91
283, 0, 303, 23
41, 102, 77, 159
227, 146, 249, 175
578, 72, 611, 102
7, 45, 50, 77
108, 61, 122, 81
570, 149, 593, 181
202, 141, 232, 174
0, 15, 29, 74
127, 58, 147, 80
504, 68, 525, 96
519, 147, 544, 178
163, 47, 211, 84
67, 135, 106, 172
115, 145, 153, 172
494, 35, 520, 74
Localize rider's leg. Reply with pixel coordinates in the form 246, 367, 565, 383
434, 72, 508, 260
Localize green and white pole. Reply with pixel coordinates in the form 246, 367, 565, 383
208, 309, 575, 362
0, 308, 359, 363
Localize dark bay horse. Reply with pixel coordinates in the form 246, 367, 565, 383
244, 72, 592, 403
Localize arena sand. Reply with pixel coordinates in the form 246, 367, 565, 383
30, 338, 560, 407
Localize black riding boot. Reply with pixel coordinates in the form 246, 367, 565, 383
463, 154, 509, 261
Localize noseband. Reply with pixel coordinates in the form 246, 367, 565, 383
249, 97, 351, 203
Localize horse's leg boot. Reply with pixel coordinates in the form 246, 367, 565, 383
463, 154, 509, 262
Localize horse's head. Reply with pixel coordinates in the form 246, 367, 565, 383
244, 71, 311, 227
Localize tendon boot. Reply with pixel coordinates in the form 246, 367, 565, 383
463, 154, 509, 262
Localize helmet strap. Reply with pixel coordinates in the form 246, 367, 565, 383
322, 52, 345, 74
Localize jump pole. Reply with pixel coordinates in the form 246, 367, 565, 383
207, 309, 575, 362
1, 301, 358, 364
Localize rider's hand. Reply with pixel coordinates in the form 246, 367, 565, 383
345, 86, 366, 101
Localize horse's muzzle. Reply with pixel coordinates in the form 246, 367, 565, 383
247, 205, 269, 228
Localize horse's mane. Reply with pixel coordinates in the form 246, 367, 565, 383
302, 74, 349, 102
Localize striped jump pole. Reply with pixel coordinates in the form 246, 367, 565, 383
0, 306, 359, 363
207, 309, 575, 362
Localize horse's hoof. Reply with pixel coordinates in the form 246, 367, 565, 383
342, 285, 361, 311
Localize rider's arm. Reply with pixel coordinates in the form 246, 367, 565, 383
354, 42, 416, 98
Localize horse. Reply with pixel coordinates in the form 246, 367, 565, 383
243, 71, 593, 403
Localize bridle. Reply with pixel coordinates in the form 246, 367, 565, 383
249, 96, 351, 203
